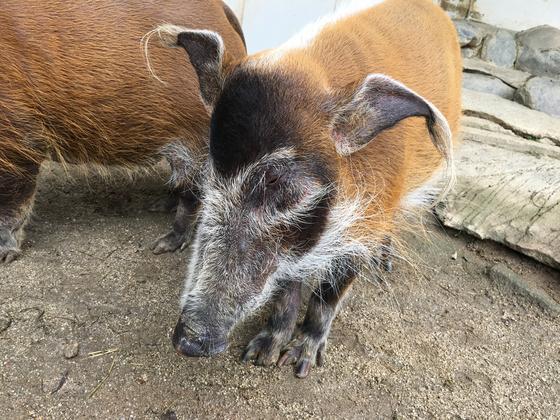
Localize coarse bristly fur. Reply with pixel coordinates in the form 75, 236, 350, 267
0, 0, 247, 262
1, 0, 246, 173
174, 0, 462, 366
171, 0, 462, 377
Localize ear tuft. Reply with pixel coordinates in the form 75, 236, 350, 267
330, 74, 455, 197
176, 30, 226, 109
142, 25, 226, 105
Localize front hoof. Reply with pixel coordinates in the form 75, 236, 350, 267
0, 248, 21, 264
277, 335, 326, 379
0, 230, 21, 264
151, 231, 186, 255
242, 330, 287, 367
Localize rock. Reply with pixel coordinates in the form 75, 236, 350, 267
437, 127, 560, 269
454, 20, 478, 47
516, 25, 560, 78
461, 48, 479, 59
462, 89, 560, 145
160, 410, 178, 420
442, 1, 472, 19
462, 73, 515, 99
487, 264, 560, 315
517, 25, 560, 51
463, 58, 532, 89
453, 19, 495, 48
461, 116, 515, 135
538, 138, 559, 147
63, 341, 80, 359
480, 29, 517, 68
461, 126, 560, 159
0, 314, 12, 333
514, 77, 560, 117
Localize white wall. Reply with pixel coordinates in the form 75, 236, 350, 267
224, 0, 560, 53
475, 0, 560, 31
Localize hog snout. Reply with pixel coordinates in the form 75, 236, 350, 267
172, 318, 228, 358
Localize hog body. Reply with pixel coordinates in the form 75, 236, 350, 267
0, 0, 246, 263
170, 0, 462, 378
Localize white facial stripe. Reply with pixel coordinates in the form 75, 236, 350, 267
402, 170, 448, 210
270, 194, 376, 286
270, 187, 326, 222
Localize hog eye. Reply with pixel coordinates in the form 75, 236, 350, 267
246, 163, 300, 210
265, 167, 283, 186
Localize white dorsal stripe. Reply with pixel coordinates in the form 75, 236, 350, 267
263, 0, 385, 63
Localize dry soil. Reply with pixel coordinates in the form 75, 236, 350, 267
1, 164, 559, 419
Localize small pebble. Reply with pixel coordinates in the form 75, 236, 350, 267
0, 315, 12, 333
451, 252, 458, 260
64, 341, 80, 359
501, 311, 516, 324
160, 410, 178, 420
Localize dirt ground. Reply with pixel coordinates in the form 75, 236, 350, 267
1, 164, 559, 419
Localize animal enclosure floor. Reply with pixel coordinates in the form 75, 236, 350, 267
1, 165, 559, 419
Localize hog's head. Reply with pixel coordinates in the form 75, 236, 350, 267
170, 30, 453, 356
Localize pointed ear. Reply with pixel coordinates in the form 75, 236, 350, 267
176, 29, 227, 109
330, 74, 454, 168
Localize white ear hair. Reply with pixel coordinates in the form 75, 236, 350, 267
142, 24, 196, 84
143, 24, 226, 109
176, 29, 226, 110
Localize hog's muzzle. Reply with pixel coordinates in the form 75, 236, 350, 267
172, 318, 228, 357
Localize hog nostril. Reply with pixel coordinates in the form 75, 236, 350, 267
174, 336, 206, 357
172, 319, 228, 357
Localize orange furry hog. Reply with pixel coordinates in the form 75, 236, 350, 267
0, 0, 246, 263
166, 0, 461, 378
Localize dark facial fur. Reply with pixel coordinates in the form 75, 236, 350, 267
173, 69, 339, 355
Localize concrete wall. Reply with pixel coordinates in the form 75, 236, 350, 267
224, 0, 560, 53
475, 0, 560, 32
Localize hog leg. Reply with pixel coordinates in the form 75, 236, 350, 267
148, 190, 179, 213
242, 280, 302, 366
278, 257, 357, 378
0, 160, 41, 263
151, 186, 200, 255
151, 142, 202, 254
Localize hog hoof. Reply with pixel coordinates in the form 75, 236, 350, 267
0, 248, 20, 264
277, 335, 326, 379
0, 229, 21, 264
151, 231, 187, 255
242, 330, 288, 367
